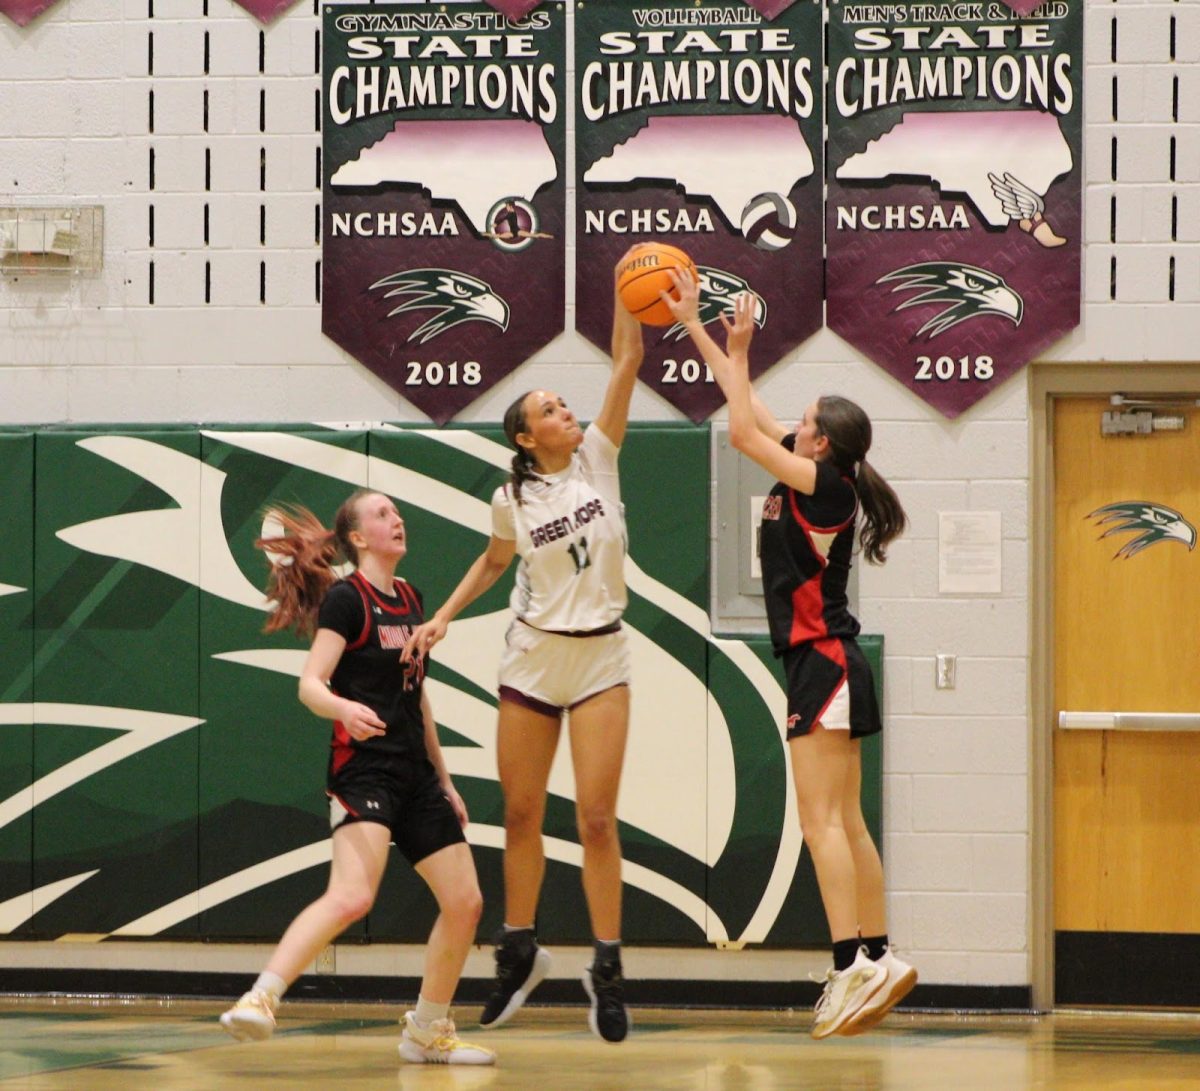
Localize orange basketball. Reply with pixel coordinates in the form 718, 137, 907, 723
616, 243, 698, 326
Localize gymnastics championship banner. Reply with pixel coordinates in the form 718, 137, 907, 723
321, 1, 566, 424
826, 1, 1082, 418
575, 0, 822, 423
0, 0, 60, 25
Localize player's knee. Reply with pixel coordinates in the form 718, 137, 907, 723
844, 810, 869, 842
794, 803, 842, 842
435, 868, 483, 921
576, 807, 617, 848
327, 887, 374, 926
446, 883, 484, 928
504, 797, 544, 836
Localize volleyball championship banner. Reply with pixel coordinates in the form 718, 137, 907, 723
321, 1, 566, 424
826, 1, 1082, 418
575, 0, 822, 423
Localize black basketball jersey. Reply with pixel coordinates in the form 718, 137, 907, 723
760, 441, 861, 655
317, 570, 427, 772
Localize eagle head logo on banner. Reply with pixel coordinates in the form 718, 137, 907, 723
574, 0, 821, 423
826, 0, 1082, 418
321, 1, 567, 424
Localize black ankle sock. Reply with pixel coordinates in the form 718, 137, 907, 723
499, 925, 535, 948
862, 934, 889, 961
832, 938, 860, 972
593, 939, 621, 968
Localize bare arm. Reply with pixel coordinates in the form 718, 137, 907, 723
298, 628, 387, 740
720, 346, 819, 495
401, 534, 517, 661
666, 276, 816, 494
665, 272, 788, 444
714, 288, 789, 443
421, 689, 468, 826
593, 248, 646, 448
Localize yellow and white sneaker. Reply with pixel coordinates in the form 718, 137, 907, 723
840, 947, 918, 1035
219, 988, 278, 1042
810, 948, 886, 1039
399, 1012, 497, 1066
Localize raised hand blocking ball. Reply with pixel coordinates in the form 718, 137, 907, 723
616, 243, 698, 326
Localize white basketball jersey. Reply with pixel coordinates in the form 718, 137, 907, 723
491, 423, 628, 632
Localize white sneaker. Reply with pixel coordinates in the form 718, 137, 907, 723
219, 989, 278, 1042
399, 1012, 497, 1066
839, 947, 918, 1035
810, 948, 886, 1039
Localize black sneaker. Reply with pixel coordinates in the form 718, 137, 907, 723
478, 930, 552, 1028
582, 959, 630, 1043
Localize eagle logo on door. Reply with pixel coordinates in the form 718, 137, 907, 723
1087, 501, 1197, 558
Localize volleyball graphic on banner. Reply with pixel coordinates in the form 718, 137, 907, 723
740, 193, 798, 251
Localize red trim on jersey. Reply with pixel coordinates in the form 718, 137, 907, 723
787, 487, 854, 546
789, 573, 827, 645
342, 573, 373, 651
392, 578, 419, 614
785, 486, 855, 645
330, 720, 355, 775
349, 570, 412, 616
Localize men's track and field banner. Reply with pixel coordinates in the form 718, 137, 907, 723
322, 1, 566, 424
575, 0, 822, 423
826, 0, 1082, 418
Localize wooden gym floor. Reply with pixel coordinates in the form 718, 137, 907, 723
1, 999, 1198, 1089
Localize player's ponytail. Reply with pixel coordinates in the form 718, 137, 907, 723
256, 490, 371, 636
814, 395, 907, 565
503, 392, 541, 506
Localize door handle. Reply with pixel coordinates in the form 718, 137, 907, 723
1058, 711, 1200, 731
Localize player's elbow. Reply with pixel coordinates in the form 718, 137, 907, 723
728, 421, 755, 453
297, 675, 323, 712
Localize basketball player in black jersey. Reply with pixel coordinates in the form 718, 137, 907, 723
667, 275, 918, 1039
219, 490, 493, 1066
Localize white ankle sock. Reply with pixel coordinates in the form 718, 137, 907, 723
414, 995, 450, 1027
253, 971, 287, 1002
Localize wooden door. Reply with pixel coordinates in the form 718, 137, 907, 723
1053, 397, 1200, 1005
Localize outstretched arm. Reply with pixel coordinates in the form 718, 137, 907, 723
666, 274, 816, 495
401, 534, 517, 662
720, 302, 788, 442
593, 248, 646, 448
665, 272, 787, 443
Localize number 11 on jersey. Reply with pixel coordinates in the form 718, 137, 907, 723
568, 537, 591, 574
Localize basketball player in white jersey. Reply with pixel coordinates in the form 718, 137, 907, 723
403, 252, 645, 1044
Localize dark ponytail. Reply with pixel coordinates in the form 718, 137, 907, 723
814, 395, 907, 565
255, 489, 372, 637
503, 391, 541, 506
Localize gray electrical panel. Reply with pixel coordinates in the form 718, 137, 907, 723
710, 423, 858, 636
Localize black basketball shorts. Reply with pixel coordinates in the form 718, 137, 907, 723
326, 757, 465, 865
782, 636, 882, 741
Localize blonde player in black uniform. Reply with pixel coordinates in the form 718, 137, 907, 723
219, 490, 493, 1066
667, 274, 918, 1039
403, 252, 645, 1044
